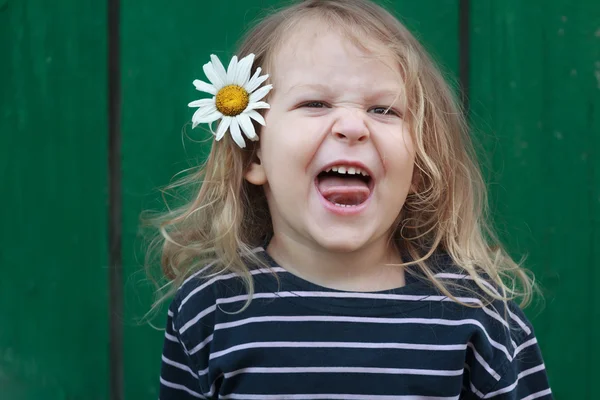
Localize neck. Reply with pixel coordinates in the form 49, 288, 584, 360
266, 233, 405, 292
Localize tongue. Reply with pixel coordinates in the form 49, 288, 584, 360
317, 176, 370, 206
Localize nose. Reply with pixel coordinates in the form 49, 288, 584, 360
331, 108, 370, 144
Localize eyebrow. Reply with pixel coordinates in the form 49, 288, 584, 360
285, 83, 403, 101
285, 83, 330, 95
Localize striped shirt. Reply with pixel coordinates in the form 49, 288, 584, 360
159, 249, 552, 399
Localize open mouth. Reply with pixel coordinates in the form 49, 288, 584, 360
316, 165, 374, 207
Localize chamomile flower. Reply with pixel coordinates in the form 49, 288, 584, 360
188, 53, 273, 148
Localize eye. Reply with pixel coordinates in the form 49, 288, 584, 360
369, 106, 401, 117
300, 101, 329, 108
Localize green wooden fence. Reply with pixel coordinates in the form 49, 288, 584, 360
1, 0, 598, 399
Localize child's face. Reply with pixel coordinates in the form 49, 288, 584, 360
245, 21, 415, 254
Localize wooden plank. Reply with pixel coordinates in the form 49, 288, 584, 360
470, 1, 600, 397
393, 0, 459, 76
0, 0, 109, 399
120, 1, 458, 398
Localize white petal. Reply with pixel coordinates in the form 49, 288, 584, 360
193, 79, 217, 95
234, 54, 255, 86
245, 67, 262, 91
203, 62, 224, 90
192, 110, 222, 127
246, 71, 269, 93
249, 84, 273, 103
191, 103, 216, 118
238, 113, 257, 141
188, 98, 214, 108
210, 55, 228, 83
246, 110, 266, 126
246, 101, 270, 111
226, 56, 239, 83
215, 116, 232, 141
191, 106, 212, 127
229, 118, 246, 148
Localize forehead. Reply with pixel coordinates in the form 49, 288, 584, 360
270, 18, 403, 95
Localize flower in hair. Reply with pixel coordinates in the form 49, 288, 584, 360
188, 53, 273, 148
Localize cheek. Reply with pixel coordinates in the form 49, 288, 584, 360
258, 124, 304, 187
377, 126, 415, 172
261, 113, 323, 164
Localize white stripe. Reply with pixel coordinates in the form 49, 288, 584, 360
467, 343, 501, 381
210, 341, 467, 360
514, 337, 538, 357
469, 382, 486, 399
217, 290, 498, 308
218, 291, 434, 304
161, 355, 198, 378
181, 261, 217, 287
180, 304, 217, 334
215, 316, 513, 361
202, 376, 220, 398
434, 273, 531, 335
168, 309, 174, 317
164, 331, 178, 343
159, 377, 204, 398
198, 366, 209, 377
213, 290, 511, 331
463, 364, 486, 398
520, 388, 552, 400
221, 394, 459, 400
189, 333, 214, 355
224, 366, 463, 379
178, 266, 285, 312
479, 304, 511, 330
483, 364, 546, 398
507, 308, 531, 335
179, 336, 190, 356
226, 291, 495, 304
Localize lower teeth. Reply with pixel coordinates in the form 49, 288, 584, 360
334, 202, 356, 207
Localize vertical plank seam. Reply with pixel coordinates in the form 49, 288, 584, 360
108, 0, 124, 397
587, 100, 596, 400
459, 0, 470, 116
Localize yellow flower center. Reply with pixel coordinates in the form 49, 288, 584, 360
215, 85, 249, 116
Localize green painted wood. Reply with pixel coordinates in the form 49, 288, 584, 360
0, 0, 109, 399
120, 1, 458, 398
469, 1, 600, 398
392, 0, 459, 85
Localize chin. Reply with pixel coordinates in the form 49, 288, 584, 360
311, 232, 373, 253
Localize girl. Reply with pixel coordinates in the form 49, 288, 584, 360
151, 0, 552, 398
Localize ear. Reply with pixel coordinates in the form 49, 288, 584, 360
244, 148, 267, 185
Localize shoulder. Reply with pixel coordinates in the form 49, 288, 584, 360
419, 253, 539, 361
169, 264, 244, 331
424, 255, 549, 397
424, 252, 535, 341
168, 251, 273, 335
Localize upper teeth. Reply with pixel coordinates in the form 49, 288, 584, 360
326, 165, 370, 176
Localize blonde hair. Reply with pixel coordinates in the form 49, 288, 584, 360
145, 0, 534, 311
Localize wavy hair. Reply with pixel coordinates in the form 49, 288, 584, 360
145, 0, 534, 312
